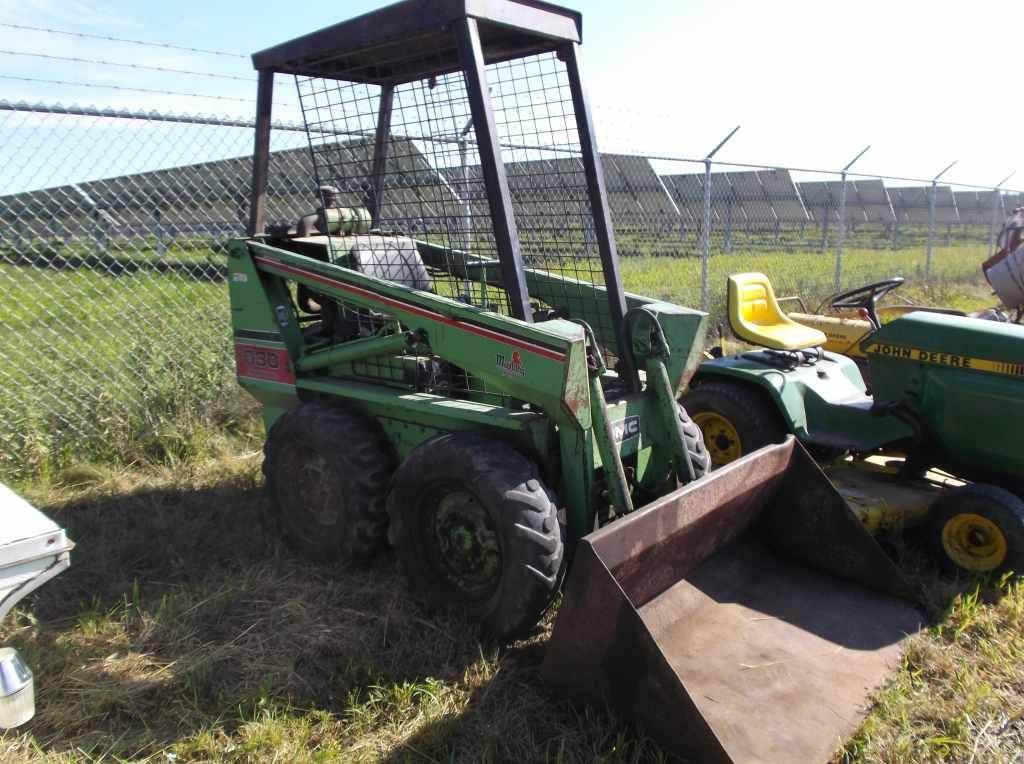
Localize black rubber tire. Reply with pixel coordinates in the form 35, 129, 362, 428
926, 484, 1024, 575
681, 379, 787, 468
263, 402, 394, 562
677, 402, 711, 480
387, 432, 563, 642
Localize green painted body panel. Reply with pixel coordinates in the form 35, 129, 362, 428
297, 377, 552, 463
865, 310, 1024, 365
415, 238, 707, 390
864, 312, 1024, 481
695, 352, 915, 451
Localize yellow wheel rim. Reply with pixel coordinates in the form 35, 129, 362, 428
941, 513, 1008, 572
693, 412, 742, 467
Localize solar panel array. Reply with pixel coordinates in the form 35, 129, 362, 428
661, 170, 807, 227
1, 137, 1019, 261
797, 180, 896, 225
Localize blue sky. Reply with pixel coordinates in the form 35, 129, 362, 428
0, 0, 1019, 189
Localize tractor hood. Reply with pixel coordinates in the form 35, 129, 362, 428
863, 311, 1024, 369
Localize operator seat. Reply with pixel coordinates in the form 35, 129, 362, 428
347, 234, 433, 291
728, 273, 827, 351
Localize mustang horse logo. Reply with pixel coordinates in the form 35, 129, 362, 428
496, 350, 526, 377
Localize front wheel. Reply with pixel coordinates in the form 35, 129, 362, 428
927, 484, 1024, 575
387, 433, 563, 642
681, 380, 787, 469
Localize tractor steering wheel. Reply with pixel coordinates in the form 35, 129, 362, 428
828, 277, 905, 330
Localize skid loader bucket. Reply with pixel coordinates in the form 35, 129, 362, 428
543, 438, 923, 764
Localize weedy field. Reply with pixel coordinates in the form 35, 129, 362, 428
2, 430, 1023, 763
2, 243, 1022, 762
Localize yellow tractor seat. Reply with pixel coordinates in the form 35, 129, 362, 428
727, 273, 827, 351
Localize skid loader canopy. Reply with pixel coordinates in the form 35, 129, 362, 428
544, 438, 923, 763
246, 0, 639, 381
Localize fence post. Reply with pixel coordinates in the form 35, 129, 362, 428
700, 126, 739, 312
701, 160, 712, 311
926, 160, 957, 278
834, 146, 870, 292
990, 172, 1015, 251
153, 208, 166, 258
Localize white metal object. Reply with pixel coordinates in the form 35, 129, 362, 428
0, 483, 73, 622
0, 483, 73, 729
0, 647, 34, 728
987, 244, 1024, 310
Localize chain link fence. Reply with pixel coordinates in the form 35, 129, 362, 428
0, 100, 1019, 478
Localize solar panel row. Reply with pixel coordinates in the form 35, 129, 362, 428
0, 138, 1017, 238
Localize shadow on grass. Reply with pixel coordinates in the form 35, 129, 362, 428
6, 473, 1001, 762
7, 476, 502, 760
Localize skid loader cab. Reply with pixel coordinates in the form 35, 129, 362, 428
232, 2, 926, 759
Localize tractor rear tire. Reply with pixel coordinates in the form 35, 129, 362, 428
926, 484, 1024, 575
682, 380, 787, 469
387, 432, 563, 642
263, 402, 394, 563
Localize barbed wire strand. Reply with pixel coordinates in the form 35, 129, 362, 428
0, 22, 246, 59
0, 74, 295, 107
0, 49, 252, 81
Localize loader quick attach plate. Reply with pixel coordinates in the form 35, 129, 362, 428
543, 438, 924, 764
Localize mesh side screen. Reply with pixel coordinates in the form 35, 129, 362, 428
296, 61, 512, 314
294, 46, 616, 353
487, 52, 612, 347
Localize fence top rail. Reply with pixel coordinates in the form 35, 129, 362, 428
0, 100, 1021, 196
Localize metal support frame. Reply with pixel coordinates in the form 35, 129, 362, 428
834, 145, 870, 290
368, 84, 395, 228
927, 160, 957, 276
248, 69, 274, 237
991, 172, 1016, 251
455, 17, 532, 323
701, 126, 739, 312
561, 41, 637, 388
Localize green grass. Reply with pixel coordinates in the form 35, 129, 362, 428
0, 264, 248, 481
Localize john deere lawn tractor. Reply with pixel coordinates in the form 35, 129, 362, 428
230, 2, 924, 760
685, 271, 1024, 575
752, 211, 1024, 383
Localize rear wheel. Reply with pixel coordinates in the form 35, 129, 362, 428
926, 484, 1024, 575
263, 402, 394, 562
387, 432, 563, 642
682, 380, 787, 468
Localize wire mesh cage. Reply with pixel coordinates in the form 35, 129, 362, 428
294, 51, 609, 317
268, 2, 623, 358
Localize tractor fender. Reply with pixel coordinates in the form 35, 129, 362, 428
690, 353, 917, 453
688, 361, 809, 439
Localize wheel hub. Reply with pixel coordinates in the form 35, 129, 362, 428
429, 489, 500, 596
942, 513, 1007, 572
693, 412, 742, 467
290, 450, 340, 526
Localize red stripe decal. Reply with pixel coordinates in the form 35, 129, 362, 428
254, 256, 567, 362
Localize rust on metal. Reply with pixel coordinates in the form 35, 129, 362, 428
543, 438, 924, 764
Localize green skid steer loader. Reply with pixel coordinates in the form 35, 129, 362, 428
230, 2, 923, 760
